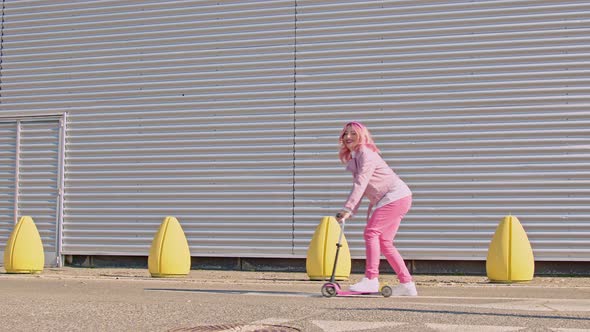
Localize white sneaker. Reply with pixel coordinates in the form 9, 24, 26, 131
349, 277, 379, 292
391, 281, 417, 296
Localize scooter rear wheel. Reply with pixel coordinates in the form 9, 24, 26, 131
381, 285, 393, 297
321, 284, 337, 298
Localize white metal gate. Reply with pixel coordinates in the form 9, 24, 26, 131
0, 117, 64, 267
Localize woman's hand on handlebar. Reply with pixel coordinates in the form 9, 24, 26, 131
336, 210, 351, 223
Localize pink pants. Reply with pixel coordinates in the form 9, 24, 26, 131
363, 195, 412, 283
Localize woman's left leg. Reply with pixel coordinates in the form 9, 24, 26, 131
364, 196, 412, 282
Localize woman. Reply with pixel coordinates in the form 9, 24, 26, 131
336, 121, 417, 296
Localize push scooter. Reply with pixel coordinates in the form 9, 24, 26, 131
321, 216, 393, 298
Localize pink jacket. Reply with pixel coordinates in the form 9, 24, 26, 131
343, 146, 411, 218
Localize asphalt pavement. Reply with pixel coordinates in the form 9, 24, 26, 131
1, 267, 589, 332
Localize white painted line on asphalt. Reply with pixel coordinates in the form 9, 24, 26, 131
476, 299, 590, 312
310, 320, 528, 332
314, 294, 590, 312
398, 298, 590, 313
434, 285, 590, 290
543, 300, 590, 312
407, 297, 590, 312
256, 317, 588, 332
145, 288, 590, 312
425, 323, 525, 332
417, 296, 590, 302
312, 320, 406, 332
253, 318, 292, 325
242, 291, 316, 297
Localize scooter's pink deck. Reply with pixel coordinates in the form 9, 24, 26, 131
336, 290, 382, 296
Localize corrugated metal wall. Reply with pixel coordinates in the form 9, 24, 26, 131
0, 124, 17, 262
1, 1, 589, 262
1, 0, 297, 258
293, 1, 590, 261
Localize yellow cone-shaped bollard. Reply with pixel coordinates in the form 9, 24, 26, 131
148, 216, 191, 277
4, 216, 45, 274
486, 215, 534, 283
306, 216, 351, 281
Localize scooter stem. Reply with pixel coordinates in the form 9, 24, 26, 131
329, 219, 346, 284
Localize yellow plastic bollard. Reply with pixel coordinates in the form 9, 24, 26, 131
148, 216, 191, 277
4, 216, 45, 274
306, 216, 351, 281
486, 215, 535, 283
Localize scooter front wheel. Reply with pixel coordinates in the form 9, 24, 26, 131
381, 285, 393, 297
321, 284, 337, 298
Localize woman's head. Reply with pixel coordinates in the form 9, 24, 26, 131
338, 121, 380, 163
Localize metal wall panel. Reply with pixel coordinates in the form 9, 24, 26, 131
1, 1, 297, 257
293, 1, 590, 261
0, 124, 17, 261
0, 119, 61, 266
1, 1, 589, 262
18, 120, 61, 265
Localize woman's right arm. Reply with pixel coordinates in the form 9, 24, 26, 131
343, 149, 376, 214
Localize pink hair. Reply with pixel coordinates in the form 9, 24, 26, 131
338, 121, 380, 163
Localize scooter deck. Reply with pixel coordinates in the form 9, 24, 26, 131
335, 290, 383, 296
321, 282, 392, 298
